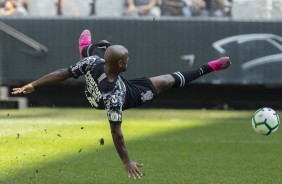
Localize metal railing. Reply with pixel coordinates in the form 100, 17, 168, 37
0, 21, 48, 57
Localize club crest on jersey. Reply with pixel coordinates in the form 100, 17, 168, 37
141, 90, 154, 102
109, 112, 119, 121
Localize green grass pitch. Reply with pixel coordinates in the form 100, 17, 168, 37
0, 108, 282, 184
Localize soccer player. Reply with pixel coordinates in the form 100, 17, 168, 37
12, 29, 231, 179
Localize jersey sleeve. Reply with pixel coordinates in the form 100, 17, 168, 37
68, 57, 95, 79
103, 90, 123, 125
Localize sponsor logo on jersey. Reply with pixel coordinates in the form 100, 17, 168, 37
141, 90, 154, 102
85, 71, 102, 108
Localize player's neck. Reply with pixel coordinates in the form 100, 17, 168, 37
104, 65, 119, 82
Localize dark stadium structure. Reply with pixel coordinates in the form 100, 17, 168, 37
1, 18, 282, 109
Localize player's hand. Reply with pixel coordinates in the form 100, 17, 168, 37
12, 83, 35, 94
124, 161, 144, 179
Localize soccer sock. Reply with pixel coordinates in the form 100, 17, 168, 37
171, 64, 213, 88
82, 44, 95, 58
82, 41, 111, 59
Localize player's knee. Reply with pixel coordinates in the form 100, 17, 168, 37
150, 74, 175, 94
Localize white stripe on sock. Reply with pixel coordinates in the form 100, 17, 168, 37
87, 44, 93, 57
178, 72, 185, 87
174, 72, 185, 87
199, 68, 203, 75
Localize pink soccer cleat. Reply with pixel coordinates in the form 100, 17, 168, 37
79, 29, 92, 59
208, 57, 231, 72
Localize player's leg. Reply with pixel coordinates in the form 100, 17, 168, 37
80, 40, 111, 59
149, 74, 175, 94
150, 57, 231, 94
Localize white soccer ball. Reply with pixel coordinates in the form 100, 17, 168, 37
252, 107, 280, 135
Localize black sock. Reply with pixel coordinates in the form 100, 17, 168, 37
81, 41, 111, 58
171, 64, 212, 88
82, 44, 95, 57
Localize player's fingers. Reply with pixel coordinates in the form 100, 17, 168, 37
12, 88, 21, 93
136, 163, 144, 168
12, 88, 20, 91
135, 172, 142, 178
128, 170, 140, 179
11, 89, 22, 94
129, 172, 136, 179
133, 172, 139, 179
128, 170, 134, 179
132, 169, 143, 179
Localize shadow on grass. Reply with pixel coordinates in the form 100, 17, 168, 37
1, 119, 282, 184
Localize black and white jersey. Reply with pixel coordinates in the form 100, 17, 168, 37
68, 56, 125, 125
68, 56, 157, 125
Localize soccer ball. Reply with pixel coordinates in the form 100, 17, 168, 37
252, 107, 280, 135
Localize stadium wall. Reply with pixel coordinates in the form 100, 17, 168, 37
1, 17, 282, 109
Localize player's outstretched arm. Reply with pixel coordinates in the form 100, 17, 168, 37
110, 124, 144, 179
12, 68, 71, 95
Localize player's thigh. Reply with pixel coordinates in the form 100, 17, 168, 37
149, 74, 175, 94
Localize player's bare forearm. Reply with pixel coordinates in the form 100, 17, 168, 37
110, 124, 144, 179
110, 124, 131, 164
12, 68, 71, 94
31, 68, 71, 88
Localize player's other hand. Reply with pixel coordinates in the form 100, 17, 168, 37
12, 83, 35, 94
124, 161, 144, 179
